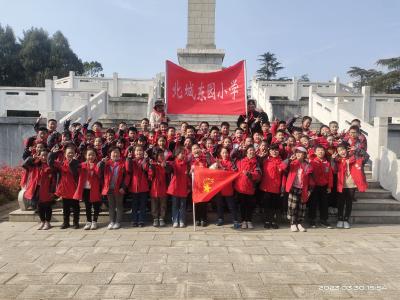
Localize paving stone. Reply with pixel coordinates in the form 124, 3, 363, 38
167, 254, 209, 263
188, 263, 233, 273
260, 272, 313, 285
188, 246, 228, 254
141, 262, 188, 273
79, 253, 126, 263
228, 246, 268, 255
46, 263, 95, 273
131, 283, 186, 298
73, 284, 133, 299
108, 245, 149, 255
149, 246, 188, 254
0, 262, 50, 274
17, 284, 80, 299
111, 272, 162, 284
94, 262, 141, 273
0, 284, 27, 298
251, 254, 294, 263
7, 273, 64, 285
0, 272, 16, 284
291, 284, 352, 298
57, 240, 97, 247
58, 272, 114, 285
187, 282, 241, 298
172, 240, 208, 247
209, 253, 252, 263
162, 272, 213, 284
239, 283, 297, 298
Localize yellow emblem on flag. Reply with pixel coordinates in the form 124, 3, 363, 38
203, 178, 215, 193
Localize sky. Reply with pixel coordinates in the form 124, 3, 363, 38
0, 0, 399, 83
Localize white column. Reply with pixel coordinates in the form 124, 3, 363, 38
334, 76, 340, 94
69, 71, 75, 89
292, 77, 298, 101
361, 86, 371, 123
112, 72, 118, 97
45, 79, 53, 116
371, 117, 388, 181
308, 85, 316, 117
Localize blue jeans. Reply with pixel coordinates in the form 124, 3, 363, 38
131, 192, 148, 224
171, 197, 186, 224
215, 195, 239, 223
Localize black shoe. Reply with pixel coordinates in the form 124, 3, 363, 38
138, 223, 144, 228
216, 219, 224, 226
201, 220, 208, 227
73, 223, 79, 229
309, 220, 317, 228
60, 223, 70, 229
271, 222, 279, 229
131, 222, 138, 227
264, 222, 271, 229
320, 220, 332, 229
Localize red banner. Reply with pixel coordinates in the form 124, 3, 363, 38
192, 166, 240, 203
166, 60, 246, 115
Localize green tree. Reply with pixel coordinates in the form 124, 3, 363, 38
0, 24, 24, 86
256, 52, 284, 80
347, 67, 382, 90
299, 74, 310, 82
49, 31, 83, 78
82, 61, 103, 77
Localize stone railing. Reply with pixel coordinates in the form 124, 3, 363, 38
379, 147, 400, 200
57, 90, 108, 132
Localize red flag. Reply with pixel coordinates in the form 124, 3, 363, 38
166, 60, 246, 115
192, 166, 240, 203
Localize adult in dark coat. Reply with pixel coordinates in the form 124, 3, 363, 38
237, 99, 269, 133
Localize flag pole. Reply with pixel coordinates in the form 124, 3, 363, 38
192, 171, 196, 232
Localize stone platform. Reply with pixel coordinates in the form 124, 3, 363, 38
0, 221, 400, 299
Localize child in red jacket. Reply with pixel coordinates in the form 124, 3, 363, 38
23, 148, 54, 230
282, 146, 314, 232
99, 147, 126, 230
211, 147, 240, 229
125, 145, 150, 227
259, 143, 285, 229
148, 149, 171, 227
73, 148, 102, 230
309, 145, 334, 229
234, 145, 261, 229
48, 144, 80, 229
334, 143, 368, 229
167, 147, 190, 228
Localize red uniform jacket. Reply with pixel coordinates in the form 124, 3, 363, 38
48, 152, 79, 200
73, 162, 102, 202
336, 156, 368, 193
282, 159, 314, 203
167, 159, 190, 198
219, 159, 236, 197
125, 158, 150, 193
259, 156, 285, 194
22, 157, 54, 203
148, 162, 170, 198
234, 157, 261, 195
310, 157, 333, 189
100, 159, 126, 196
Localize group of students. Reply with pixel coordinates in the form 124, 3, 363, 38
20, 99, 369, 232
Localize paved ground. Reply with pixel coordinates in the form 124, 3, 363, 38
0, 222, 400, 299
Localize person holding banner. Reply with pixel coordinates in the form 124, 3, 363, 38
237, 99, 269, 134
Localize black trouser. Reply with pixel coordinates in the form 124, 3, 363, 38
38, 202, 52, 222
309, 185, 329, 222
195, 202, 208, 222
63, 198, 80, 225
328, 174, 338, 208
215, 195, 238, 223
337, 188, 355, 221
83, 189, 101, 222
238, 193, 256, 222
263, 192, 281, 223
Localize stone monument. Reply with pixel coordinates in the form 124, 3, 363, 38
177, 0, 225, 72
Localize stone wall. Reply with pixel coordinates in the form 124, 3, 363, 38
270, 100, 309, 121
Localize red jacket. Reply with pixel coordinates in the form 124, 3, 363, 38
148, 162, 169, 198
234, 157, 261, 195
310, 157, 333, 189
100, 159, 126, 196
336, 156, 368, 193
259, 156, 285, 194
219, 159, 236, 197
73, 162, 102, 202
22, 158, 54, 203
48, 153, 79, 200
282, 159, 314, 203
167, 159, 190, 198
125, 158, 150, 193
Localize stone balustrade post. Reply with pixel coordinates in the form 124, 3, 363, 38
362, 86, 371, 123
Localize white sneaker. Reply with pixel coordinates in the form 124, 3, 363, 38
90, 221, 98, 230
112, 223, 121, 230
159, 219, 165, 227
247, 222, 254, 229
83, 222, 92, 230
42, 222, 51, 230
241, 222, 247, 229
336, 221, 344, 228
290, 224, 299, 232
179, 223, 186, 228
297, 224, 307, 232
343, 221, 351, 229
173, 222, 179, 228
107, 222, 114, 230
37, 222, 45, 230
